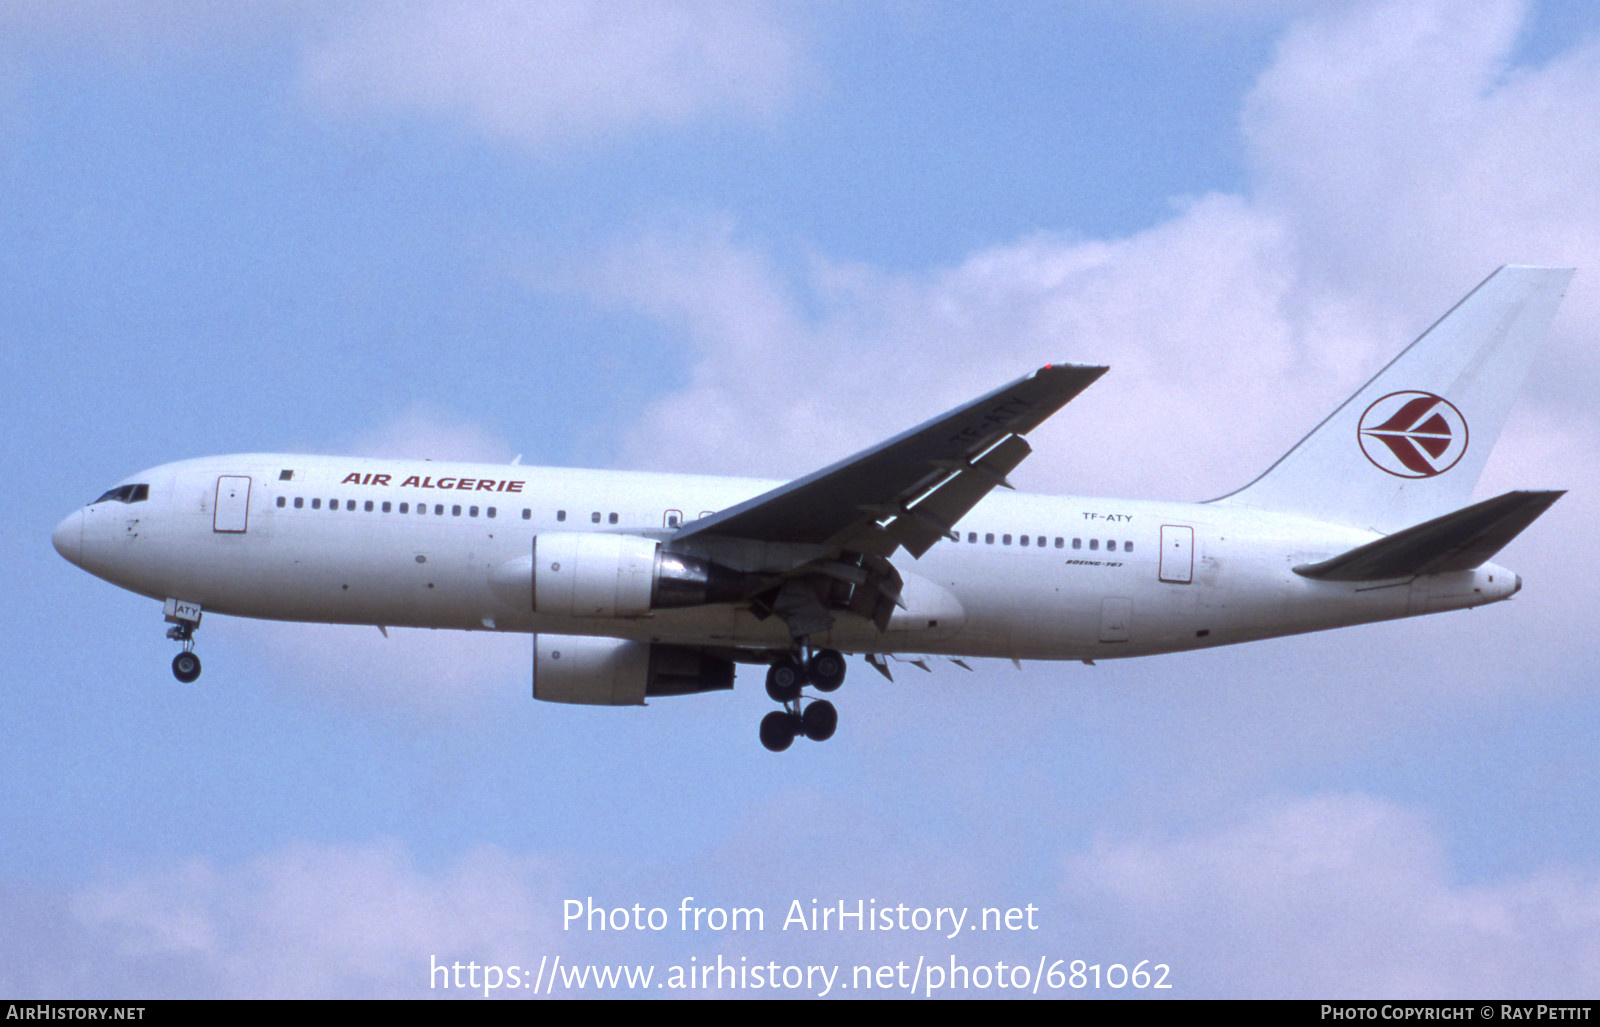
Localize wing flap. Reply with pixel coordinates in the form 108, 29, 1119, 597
1294, 490, 1563, 581
889, 434, 1033, 557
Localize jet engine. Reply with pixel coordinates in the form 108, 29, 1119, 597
533, 634, 735, 705
532, 533, 743, 617
491, 533, 744, 617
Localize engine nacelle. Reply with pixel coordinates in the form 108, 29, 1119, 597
528, 533, 742, 618
532, 634, 735, 705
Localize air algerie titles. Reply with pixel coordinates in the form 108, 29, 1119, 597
339, 472, 524, 493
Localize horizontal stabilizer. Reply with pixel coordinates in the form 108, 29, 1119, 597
1293, 490, 1563, 581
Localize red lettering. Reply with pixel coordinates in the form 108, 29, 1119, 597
477, 480, 496, 491
506, 481, 524, 493
372, 474, 391, 486
436, 478, 456, 489
420, 477, 434, 488
456, 478, 476, 490
400, 476, 421, 488
341, 473, 362, 485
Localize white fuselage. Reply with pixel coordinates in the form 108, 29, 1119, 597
53, 454, 1520, 662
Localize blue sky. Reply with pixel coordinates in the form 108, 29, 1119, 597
5, 0, 1600, 998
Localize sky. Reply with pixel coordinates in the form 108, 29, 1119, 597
3, 0, 1600, 999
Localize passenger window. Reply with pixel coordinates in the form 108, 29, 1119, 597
1090, 539, 1099, 551
434, 504, 444, 516
591, 511, 601, 524
1038, 536, 1046, 547
487, 507, 496, 518
522, 509, 531, 520
1020, 535, 1029, 547
666, 511, 681, 528
452, 505, 462, 516
1107, 540, 1117, 552
399, 503, 409, 514
1125, 541, 1134, 553
1054, 537, 1063, 548
608, 512, 618, 524
312, 499, 322, 510
346, 500, 355, 511
276, 496, 285, 508
365, 500, 374, 512
985, 533, 994, 544
968, 531, 977, 543
469, 506, 478, 517
382, 501, 391, 513
1002, 534, 1012, 545
1072, 538, 1080, 549
294, 497, 304, 509
557, 510, 566, 522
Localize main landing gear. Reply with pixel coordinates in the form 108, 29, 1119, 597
164, 598, 203, 683
759, 647, 845, 752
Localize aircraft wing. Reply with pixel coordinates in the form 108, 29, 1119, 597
674, 363, 1107, 559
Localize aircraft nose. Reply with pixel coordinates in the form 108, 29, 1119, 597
52, 509, 84, 566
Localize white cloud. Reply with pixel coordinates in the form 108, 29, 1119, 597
565, 0, 1600, 752
1245, 0, 1600, 319
69, 841, 566, 998
590, 0, 1600, 503
300, 0, 806, 151
1067, 794, 1600, 996
0, 1, 807, 153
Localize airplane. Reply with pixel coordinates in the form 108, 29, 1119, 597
52, 266, 1572, 751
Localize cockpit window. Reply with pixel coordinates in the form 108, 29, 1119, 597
91, 483, 150, 505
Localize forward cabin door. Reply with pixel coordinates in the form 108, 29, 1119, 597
1159, 524, 1193, 584
214, 476, 252, 533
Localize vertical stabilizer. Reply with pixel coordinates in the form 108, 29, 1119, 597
1211, 266, 1572, 533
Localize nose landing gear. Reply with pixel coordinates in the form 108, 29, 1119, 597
759, 646, 845, 752
164, 598, 203, 683
171, 647, 201, 683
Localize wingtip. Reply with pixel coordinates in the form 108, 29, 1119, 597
1036, 362, 1110, 376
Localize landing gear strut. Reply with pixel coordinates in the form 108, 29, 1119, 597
164, 598, 203, 683
758, 646, 845, 751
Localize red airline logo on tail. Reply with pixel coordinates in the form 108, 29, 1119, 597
1358, 391, 1469, 478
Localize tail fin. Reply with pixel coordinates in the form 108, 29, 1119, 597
1211, 266, 1573, 532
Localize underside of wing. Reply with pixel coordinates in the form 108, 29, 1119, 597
1293, 489, 1564, 581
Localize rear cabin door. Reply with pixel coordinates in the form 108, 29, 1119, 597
214, 476, 252, 533
1159, 524, 1193, 584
